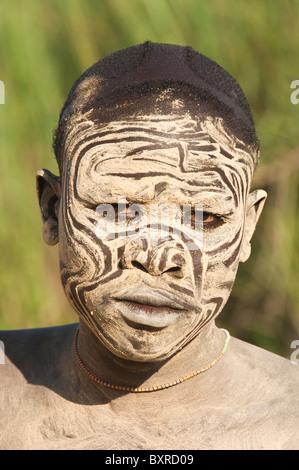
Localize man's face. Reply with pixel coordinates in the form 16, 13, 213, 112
59, 113, 254, 362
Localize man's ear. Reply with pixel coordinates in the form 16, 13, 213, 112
36, 169, 61, 246
239, 189, 267, 263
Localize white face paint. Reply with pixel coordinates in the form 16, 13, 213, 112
58, 113, 255, 362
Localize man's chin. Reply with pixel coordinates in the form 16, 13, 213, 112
99, 329, 187, 363
87, 303, 203, 362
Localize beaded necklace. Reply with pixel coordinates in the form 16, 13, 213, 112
73, 327, 230, 393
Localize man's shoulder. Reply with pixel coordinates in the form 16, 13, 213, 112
0, 322, 78, 347
0, 324, 82, 449
0, 323, 78, 384
225, 336, 299, 448
230, 335, 299, 378
0, 322, 77, 341
229, 335, 299, 403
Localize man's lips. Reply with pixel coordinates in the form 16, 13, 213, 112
114, 301, 182, 328
125, 302, 173, 313
113, 287, 188, 310
112, 288, 188, 328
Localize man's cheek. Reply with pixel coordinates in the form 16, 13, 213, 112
202, 255, 239, 312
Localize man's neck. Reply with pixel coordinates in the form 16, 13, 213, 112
73, 319, 227, 399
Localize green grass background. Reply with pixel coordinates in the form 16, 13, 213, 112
0, 0, 298, 359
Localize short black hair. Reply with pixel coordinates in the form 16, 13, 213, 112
53, 42, 260, 174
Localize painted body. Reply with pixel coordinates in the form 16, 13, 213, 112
1, 324, 299, 449
58, 114, 263, 363
1, 42, 298, 450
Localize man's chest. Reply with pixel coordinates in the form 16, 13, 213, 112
2, 389, 294, 450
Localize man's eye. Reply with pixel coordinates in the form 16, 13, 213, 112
202, 212, 220, 225
94, 203, 142, 221
113, 204, 141, 220
189, 210, 223, 229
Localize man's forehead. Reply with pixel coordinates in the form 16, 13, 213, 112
78, 142, 240, 180
76, 161, 237, 212
69, 118, 251, 210
66, 114, 254, 176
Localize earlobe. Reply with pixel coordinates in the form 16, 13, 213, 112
36, 169, 61, 246
239, 189, 267, 263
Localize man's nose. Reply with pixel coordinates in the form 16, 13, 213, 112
120, 238, 186, 278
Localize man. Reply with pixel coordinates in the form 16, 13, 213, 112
1, 42, 298, 450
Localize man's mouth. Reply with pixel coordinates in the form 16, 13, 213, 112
113, 288, 187, 328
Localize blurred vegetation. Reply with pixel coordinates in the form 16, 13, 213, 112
0, 0, 298, 359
